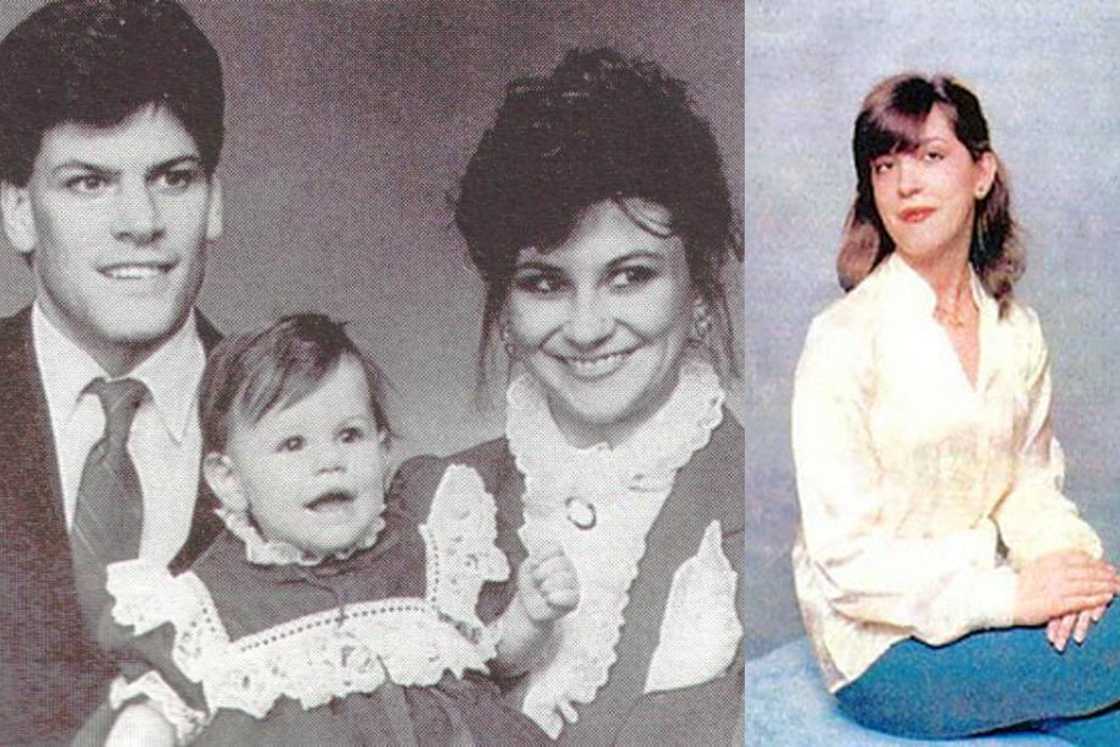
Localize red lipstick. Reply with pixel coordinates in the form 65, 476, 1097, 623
900, 207, 935, 223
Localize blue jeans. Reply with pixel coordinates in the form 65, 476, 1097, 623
836, 607, 1120, 745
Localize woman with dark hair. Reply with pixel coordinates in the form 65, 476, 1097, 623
792, 73, 1120, 743
391, 48, 744, 744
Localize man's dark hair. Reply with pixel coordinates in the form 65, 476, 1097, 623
0, 0, 224, 186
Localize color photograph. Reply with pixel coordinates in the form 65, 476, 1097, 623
746, 2, 1120, 744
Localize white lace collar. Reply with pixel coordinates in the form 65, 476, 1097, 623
216, 507, 386, 567
503, 354, 726, 737
506, 354, 725, 491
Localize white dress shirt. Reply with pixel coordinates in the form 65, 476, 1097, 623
791, 253, 1102, 692
32, 303, 207, 567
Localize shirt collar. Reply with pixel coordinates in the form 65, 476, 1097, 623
881, 252, 996, 322
129, 311, 206, 442
32, 302, 107, 425
505, 353, 726, 491
217, 506, 387, 568
31, 302, 206, 442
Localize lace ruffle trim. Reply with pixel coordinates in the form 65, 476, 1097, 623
515, 556, 639, 738
107, 564, 492, 719
105, 473, 507, 719
506, 354, 725, 491
421, 464, 510, 655
216, 505, 386, 567
109, 671, 209, 745
504, 355, 726, 736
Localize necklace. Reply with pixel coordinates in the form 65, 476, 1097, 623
564, 495, 597, 530
932, 303, 968, 328
933, 285, 973, 329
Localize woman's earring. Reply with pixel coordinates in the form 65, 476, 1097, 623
690, 300, 712, 346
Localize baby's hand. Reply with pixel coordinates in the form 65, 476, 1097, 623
105, 702, 176, 747
516, 541, 579, 624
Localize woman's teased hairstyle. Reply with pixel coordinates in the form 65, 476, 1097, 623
837, 73, 1022, 314
200, 314, 392, 455
454, 47, 742, 386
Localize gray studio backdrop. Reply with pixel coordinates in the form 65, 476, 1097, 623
747, 1, 1120, 658
0, 0, 744, 464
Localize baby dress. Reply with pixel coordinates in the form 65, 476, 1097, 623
102, 466, 549, 746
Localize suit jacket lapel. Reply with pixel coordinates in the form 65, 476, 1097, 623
1, 307, 226, 587
0, 307, 108, 741
0, 306, 69, 558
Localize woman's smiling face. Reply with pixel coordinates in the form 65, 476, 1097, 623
870, 105, 995, 268
508, 198, 695, 447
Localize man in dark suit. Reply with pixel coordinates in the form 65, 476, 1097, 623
0, 1, 227, 742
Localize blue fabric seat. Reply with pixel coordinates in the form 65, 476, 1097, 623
746, 638, 1070, 746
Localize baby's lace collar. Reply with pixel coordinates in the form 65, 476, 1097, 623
216, 506, 386, 567
505, 354, 725, 489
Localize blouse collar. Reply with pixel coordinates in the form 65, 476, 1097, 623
505, 353, 726, 491
216, 506, 386, 567
882, 252, 995, 323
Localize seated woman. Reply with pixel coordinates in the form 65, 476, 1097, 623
391, 48, 745, 744
792, 72, 1120, 744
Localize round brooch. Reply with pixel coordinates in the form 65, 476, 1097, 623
564, 496, 597, 530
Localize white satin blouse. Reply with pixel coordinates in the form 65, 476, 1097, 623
792, 253, 1101, 692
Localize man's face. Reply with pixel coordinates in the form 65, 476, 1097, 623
2, 104, 222, 371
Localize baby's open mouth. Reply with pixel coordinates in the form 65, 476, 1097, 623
304, 490, 355, 512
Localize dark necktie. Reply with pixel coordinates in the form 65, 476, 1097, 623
70, 377, 148, 632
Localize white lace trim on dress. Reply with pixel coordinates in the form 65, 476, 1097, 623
109, 671, 210, 745
105, 468, 507, 720
421, 464, 511, 654
216, 505, 386, 567
505, 355, 724, 737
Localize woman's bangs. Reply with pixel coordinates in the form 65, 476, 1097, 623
859, 105, 927, 164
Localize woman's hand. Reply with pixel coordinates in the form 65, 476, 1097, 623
1013, 550, 1120, 628
1046, 604, 1108, 652
516, 541, 580, 623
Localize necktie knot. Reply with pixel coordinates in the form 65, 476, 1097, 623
88, 377, 148, 448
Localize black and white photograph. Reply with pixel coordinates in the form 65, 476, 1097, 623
0, 1, 744, 744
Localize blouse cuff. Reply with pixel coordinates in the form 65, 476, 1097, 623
109, 672, 210, 745
971, 566, 1019, 630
